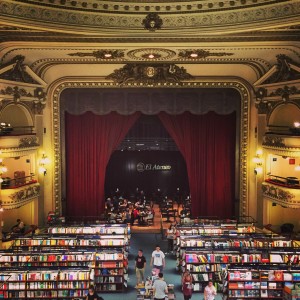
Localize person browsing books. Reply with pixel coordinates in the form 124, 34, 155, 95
204, 281, 217, 300
86, 285, 103, 300
182, 270, 193, 300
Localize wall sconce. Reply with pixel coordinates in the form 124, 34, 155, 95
253, 150, 263, 175
39, 153, 50, 176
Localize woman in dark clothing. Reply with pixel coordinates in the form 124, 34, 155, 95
86, 286, 103, 300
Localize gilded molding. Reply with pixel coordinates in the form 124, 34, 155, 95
263, 135, 285, 148
0, 1, 299, 34
0, 146, 39, 158
68, 49, 125, 59
51, 78, 250, 217
19, 136, 39, 148
2, 183, 40, 210
262, 182, 300, 209
106, 63, 193, 85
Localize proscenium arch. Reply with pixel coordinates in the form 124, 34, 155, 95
49, 79, 251, 218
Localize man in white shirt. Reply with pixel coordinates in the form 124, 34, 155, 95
150, 245, 165, 272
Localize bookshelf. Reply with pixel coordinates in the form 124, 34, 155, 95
5, 224, 131, 294
93, 252, 125, 292
226, 266, 300, 300
0, 268, 90, 299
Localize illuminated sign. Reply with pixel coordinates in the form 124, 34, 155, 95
137, 162, 171, 172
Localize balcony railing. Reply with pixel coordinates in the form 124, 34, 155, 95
0, 126, 35, 136
262, 181, 300, 209
1, 182, 40, 209
1, 174, 37, 189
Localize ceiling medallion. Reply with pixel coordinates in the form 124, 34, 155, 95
142, 13, 163, 32
106, 63, 193, 86
178, 49, 234, 59
68, 50, 125, 59
127, 48, 176, 61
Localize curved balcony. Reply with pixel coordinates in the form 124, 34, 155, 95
1, 180, 40, 209
262, 129, 300, 158
262, 180, 300, 209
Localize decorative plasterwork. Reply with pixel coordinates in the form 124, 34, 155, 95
262, 182, 300, 209
68, 49, 125, 60
262, 135, 300, 157
0, 55, 48, 115
127, 49, 176, 61
50, 78, 250, 217
106, 63, 193, 86
254, 55, 300, 115
1, 182, 40, 210
0, 146, 39, 158
142, 13, 163, 32
0, 55, 46, 86
178, 49, 234, 59
0, 1, 299, 35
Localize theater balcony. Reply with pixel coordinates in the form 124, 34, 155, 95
1, 180, 40, 210
262, 131, 300, 158
0, 125, 40, 209
0, 126, 39, 157
262, 179, 300, 209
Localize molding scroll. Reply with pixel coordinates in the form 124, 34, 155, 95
178, 49, 234, 59
51, 79, 250, 217
142, 13, 163, 32
262, 182, 300, 209
2, 183, 40, 210
68, 50, 125, 60
0, 1, 299, 35
106, 63, 193, 86
0, 55, 48, 115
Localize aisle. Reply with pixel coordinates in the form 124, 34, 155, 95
102, 232, 222, 300
102, 232, 180, 300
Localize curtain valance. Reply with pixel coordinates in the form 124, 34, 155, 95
60, 88, 240, 115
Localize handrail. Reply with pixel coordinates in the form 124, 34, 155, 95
1, 174, 37, 189
0, 125, 35, 136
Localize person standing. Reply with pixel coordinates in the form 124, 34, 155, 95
204, 280, 217, 300
152, 272, 168, 300
166, 224, 176, 254
135, 249, 146, 287
85, 285, 103, 300
182, 270, 193, 300
150, 245, 165, 272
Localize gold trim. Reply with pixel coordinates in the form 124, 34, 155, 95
51, 78, 250, 216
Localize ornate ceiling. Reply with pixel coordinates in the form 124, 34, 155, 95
0, 0, 299, 91
0, 0, 299, 38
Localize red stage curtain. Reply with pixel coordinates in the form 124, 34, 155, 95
158, 111, 236, 218
65, 111, 141, 219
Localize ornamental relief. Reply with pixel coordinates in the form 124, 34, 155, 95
0, 1, 299, 33
262, 182, 300, 209
4, 183, 40, 209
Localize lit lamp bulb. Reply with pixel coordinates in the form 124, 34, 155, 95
295, 165, 300, 171
39, 166, 47, 175
294, 122, 300, 128
254, 166, 263, 174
